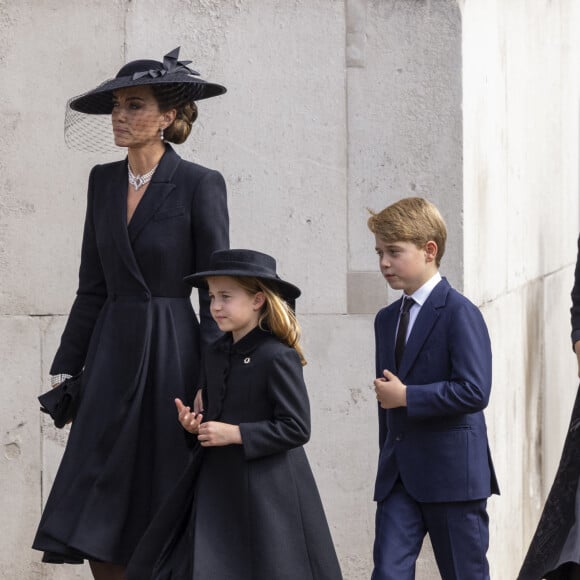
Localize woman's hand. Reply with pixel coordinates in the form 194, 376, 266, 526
197, 421, 242, 447
175, 398, 203, 434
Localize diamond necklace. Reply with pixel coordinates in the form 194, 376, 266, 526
128, 163, 159, 190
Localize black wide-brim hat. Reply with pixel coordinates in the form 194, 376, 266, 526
69, 47, 226, 115
184, 249, 301, 302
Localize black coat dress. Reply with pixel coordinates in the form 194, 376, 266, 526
518, 234, 580, 579
32, 144, 229, 565
126, 327, 343, 580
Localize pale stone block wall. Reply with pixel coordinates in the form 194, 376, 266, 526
301, 315, 377, 577
347, 0, 463, 309
0, 317, 43, 578
0, 0, 125, 317
462, 0, 580, 577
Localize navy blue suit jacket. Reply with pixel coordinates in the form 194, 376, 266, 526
374, 277, 499, 503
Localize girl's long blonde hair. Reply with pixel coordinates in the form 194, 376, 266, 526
235, 276, 306, 366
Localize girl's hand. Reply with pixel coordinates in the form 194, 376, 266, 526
175, 398, 203, 434
193, 389, 204, 414
197, 421, 242, 447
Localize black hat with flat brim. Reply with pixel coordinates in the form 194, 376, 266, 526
69, 47, 226, 115
184, 249, 301, 302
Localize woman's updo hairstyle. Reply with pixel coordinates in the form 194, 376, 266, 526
151, 83, 199, 145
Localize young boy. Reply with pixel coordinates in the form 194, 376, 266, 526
367, 197, 499, 580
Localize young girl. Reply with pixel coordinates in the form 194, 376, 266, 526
127, 249, 343, 580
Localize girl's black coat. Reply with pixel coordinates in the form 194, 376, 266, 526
32, 145, 229, 564
127, 327, 343, 580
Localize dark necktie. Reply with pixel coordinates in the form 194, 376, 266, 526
395, 296, 415, 371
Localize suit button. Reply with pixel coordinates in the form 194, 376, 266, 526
395, 435, 402, 441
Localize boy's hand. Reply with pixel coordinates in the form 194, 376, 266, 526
198, 421, 242, 447
374, 369, 407, 409
175, 398, 203, 434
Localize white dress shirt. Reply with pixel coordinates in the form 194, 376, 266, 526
398, 272, 442, 342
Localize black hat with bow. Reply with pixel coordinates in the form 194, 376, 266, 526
69, 47, 226, 115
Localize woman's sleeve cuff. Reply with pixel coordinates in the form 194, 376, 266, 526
50, 373, 72, 387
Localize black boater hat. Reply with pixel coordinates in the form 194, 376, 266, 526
184, 249, 301, 303
69, 47, 226, 115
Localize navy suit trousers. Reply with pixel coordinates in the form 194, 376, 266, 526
371, 482, 490, 580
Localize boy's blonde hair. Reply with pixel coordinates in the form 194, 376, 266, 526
367, 197, 447, 267
235, 276, 307, 366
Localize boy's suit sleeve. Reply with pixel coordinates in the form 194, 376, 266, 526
405, 301, 492, 419
375, 311, 388, 448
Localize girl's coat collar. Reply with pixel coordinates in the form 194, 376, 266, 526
215, 326, 272, 355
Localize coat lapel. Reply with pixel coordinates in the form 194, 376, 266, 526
127, 144, 181, 244
105, 160, 149, 288
398, 278, 450, 379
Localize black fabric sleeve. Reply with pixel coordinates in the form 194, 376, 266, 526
50, 167, 107, 374
239, 349, 311, 460
191, 169, 229, 349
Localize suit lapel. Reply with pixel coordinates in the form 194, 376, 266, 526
127, 144, 181, 244
384, 305, 400, 373
398, 278, 450, 379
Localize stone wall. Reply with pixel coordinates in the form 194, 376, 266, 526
462, 0, 580, 574
1, 1, 579, 578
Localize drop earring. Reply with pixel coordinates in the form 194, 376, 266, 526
160, 127, 164, 141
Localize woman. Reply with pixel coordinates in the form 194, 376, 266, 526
32, 47, 229, 580
518, 235, 580, 580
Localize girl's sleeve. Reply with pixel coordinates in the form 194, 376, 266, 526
50, 167, 107, 375
191, 169, 229, 349
239, 349, 311, 460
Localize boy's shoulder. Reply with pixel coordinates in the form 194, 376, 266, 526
443, 283, 483, 317
375, 299, 399, 323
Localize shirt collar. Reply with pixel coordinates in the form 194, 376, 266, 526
402, 271, 442, 308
